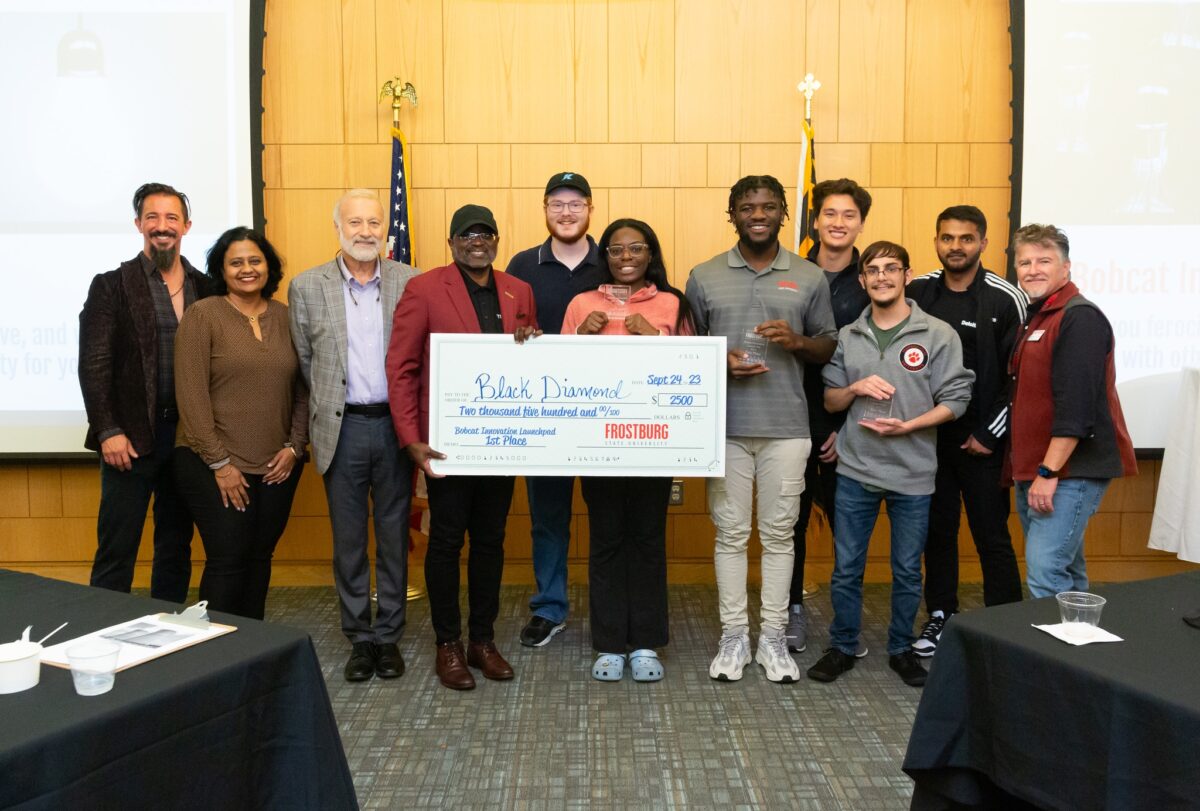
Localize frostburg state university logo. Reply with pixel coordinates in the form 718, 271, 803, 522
899, 343, 928, 372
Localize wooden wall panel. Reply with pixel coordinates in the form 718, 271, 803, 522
573, 0, 609, 143
806, 0, 842, 143
838, 0, 905, 143
905, 0, 1012, 143
815, 143, 871, 185
261, 0, 345, 144
374, 0, 445, 144
608, 0, 674, 143
443, 3, 576, 143
5, 1, 1190, 587
342, 0, 378, 143
675, 0, 808, 143
642, 144, 707, 188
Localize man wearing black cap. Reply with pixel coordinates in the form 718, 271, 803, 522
506, 172, 605, 648
386, 204, 539, 690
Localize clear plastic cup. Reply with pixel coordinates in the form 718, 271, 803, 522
1056, 591, 1106, 639
66, 639, 120, 696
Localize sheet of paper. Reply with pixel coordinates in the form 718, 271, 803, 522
40, 614, 236, 671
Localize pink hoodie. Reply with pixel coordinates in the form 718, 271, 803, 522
560, 284, 693, 336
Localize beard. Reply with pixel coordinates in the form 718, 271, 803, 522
341, 237, 380, 262
737, 221, 782, 250
149, 243, 176, 271
941, 248, 983, 274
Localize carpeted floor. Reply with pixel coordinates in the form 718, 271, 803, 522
260, 582, 986, 810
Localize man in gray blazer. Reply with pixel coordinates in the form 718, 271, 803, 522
289, 189, 420, 682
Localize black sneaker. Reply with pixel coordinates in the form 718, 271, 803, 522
519, 616, 566, 647
912, 610, 948, 657
806, 648, 856, 683
889, 651, 928, 687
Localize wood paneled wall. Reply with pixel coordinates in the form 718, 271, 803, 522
0, 0, 1190, 585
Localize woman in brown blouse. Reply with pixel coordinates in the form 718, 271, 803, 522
173, 227, 308, 619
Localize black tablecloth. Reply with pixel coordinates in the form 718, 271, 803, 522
903, 572, 1200, 811
0, 571, 357, 810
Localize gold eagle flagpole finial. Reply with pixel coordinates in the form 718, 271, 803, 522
379, 78, 418, 128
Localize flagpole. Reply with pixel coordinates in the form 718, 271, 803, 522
378, 78, 426, 602
796, 73, 822, 599
794, 73, 821, 257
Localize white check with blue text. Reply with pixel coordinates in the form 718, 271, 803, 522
429, 334, 727, 477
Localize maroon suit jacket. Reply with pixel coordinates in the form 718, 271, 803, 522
386, 263, 537, 446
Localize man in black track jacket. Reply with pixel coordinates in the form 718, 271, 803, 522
906, 206, 1027, 656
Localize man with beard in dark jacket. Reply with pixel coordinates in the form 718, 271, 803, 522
906, 205, 1026, 656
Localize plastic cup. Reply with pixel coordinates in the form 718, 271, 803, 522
66, 639, 120, 696
1056, 591, 1106, 639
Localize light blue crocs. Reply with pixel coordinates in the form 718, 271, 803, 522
629, 649, 663, 682
592, 652, 625, 681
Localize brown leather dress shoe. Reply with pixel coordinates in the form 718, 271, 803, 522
466, 640, 515, 680
435, 640, 476, 690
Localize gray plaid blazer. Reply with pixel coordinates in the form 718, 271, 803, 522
288, 257, 419, 474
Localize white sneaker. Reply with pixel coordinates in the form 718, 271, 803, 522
708, 628, 751, 681
756, 629, 801, 684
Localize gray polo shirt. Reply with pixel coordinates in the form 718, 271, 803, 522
686, 244, 837, 438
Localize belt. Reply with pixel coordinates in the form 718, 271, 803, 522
344, 402, 390, 417
157, 406, 179, 422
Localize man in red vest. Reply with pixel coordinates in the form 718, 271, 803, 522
1006, 224, 1137, 598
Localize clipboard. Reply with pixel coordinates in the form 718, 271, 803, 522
40, 602, 237, 672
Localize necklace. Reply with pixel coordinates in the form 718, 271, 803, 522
225, 295, 266, 322
168, 285, 183, 298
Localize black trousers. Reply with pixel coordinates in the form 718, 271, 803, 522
92, 416, 193, 602
581, 476, 671, 653
173, 447, 303, 620
323, 414, 413, 644
790, 451, 838, 605
923, 443, 1023, 614
424, 474, 515, 644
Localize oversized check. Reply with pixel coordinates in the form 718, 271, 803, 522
428, 334, 727, 477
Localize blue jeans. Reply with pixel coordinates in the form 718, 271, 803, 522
830, 475, 930, 656
1016, 478, 1109, 599
527, 476, 574, 623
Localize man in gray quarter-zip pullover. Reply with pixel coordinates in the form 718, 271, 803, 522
806, 241, 973, 689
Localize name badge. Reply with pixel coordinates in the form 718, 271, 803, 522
1027, 329, 1046, 342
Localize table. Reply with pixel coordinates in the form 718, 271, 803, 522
0, 570, 357, 810
904, 572, 1200, 811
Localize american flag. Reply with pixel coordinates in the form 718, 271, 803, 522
386, 127, 413, 264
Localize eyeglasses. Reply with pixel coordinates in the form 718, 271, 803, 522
861, 265, 906, 278
454, 231, 497, 244
545, 200, 588, 214
605, 243, 649, 259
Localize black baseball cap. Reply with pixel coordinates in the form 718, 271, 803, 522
544, 172, 591, 198
448, 204, 498, 238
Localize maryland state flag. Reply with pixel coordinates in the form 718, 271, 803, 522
386, 127, 413, 264
794, 118, 816, 256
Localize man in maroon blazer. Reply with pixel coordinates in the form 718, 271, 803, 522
386, 204, 539, 690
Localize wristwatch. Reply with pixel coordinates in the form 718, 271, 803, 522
1036, 464, 1060, 479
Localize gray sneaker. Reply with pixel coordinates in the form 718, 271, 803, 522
785, 603, 807, 653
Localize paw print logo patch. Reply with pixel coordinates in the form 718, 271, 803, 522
899, 343, 928, 372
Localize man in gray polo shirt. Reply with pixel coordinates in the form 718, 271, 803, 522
685, 175, 837, 683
